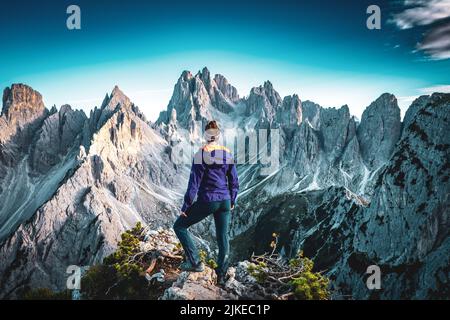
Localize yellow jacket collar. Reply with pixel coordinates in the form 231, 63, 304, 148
202, 144, 231, 153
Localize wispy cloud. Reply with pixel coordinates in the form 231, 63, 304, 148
390, 0, 450, 60
391, 0, 450, 29
397, 95, 419, 105
417, 22, 450, 60
419, 84, 450, 94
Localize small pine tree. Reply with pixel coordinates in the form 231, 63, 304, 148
289, 252, 330, 300
247, 235, 330, 300
81, 222, 149, 299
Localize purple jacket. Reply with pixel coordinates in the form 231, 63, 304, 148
181, 144, 239, 212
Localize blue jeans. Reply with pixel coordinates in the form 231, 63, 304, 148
173, 199, 231, 276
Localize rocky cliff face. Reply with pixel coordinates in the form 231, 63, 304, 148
0, 85, 87, 243
0, 69, 448, 299
1, 84, 47, 128
357, 93, 401, 170
30, 104, 87, 174
332, 94, 448, 299
156, 67, 239, 142
0, 86, 186, 298
246, 81, 282, 125
0, 84, 48, 168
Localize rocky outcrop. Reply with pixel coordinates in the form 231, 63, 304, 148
275, 94, 302, 128
245, 81, 282, 125
290, 121, 321, 177
357, 93, 401, 169
402, 95, 430, 134
319, 105, 355, 160
0, 86, 186, 298
161, 260, 271, 300
0, 86, 86, 243
0, 84, 48, 168
214, 74, 239, 103
156, 67, 238, 141
301, 100, 321, 129
1, 84, 47, 128
30, 104, 86, 173
198, 67, 238, 114
162, 267, 236, 300
286, 94, 449, 299
354, 93, 449, 264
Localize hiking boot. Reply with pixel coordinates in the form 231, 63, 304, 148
179, 261, 204, 272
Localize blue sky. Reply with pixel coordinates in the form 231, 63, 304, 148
1, 0, 449, 120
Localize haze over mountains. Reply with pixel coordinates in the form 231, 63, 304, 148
0, 68, 448, 299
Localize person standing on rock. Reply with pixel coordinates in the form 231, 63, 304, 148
174, 120, 239, 286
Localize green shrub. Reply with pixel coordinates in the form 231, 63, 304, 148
81, 222, 150, 299
199, 249, 218, 269
290, 252, 330, 300
247, 235, 331, 300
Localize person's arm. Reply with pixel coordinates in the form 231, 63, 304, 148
227, 159, 239, 208
181, 158, 206, 213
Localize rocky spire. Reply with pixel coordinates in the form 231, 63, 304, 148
0, 84, 49, 162
357, 93, 401, 169
214, 74, 239, 102
92, 85, 132, 131
276, 94, 302, 127
1, 84, 47, 126
245, 80, 282, 123
30, 104, 87, 173
156, 68, 239, 133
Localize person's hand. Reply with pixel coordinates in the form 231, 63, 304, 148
231, 204, 235, 210
180, 211, 187, 217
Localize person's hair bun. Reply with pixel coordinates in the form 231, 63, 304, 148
205, 120, 219, 131
204, 120, 220, 142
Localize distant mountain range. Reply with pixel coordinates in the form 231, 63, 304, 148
0, 68, 448, 299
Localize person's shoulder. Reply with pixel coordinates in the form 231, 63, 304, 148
202, 144, 232, 154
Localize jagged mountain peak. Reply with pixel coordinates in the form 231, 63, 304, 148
357, 92, 401, 169
340, 104, 350, 112
110, 85, 123, 97
213, 74, 239, 102
263, 80, 274, 89
429, 91, 450, 105
281, 94, 301, 105
1, 83, 46, 123
197, 66, 211, 80
276, 94, 302, 127
156, 68, 239, 129
250, 80, 275, 94
251, 80, 281, 101
180, 70, 193, 81
246, 80, 282, 120
107, 85, 130, 108
49, 105, 58, 114
59, 103, 73, 114
90, 85, 134, 132
0, 72, 448, 300
370, 92, 398, 110
360, 92, 400, 124
0, 84, 49, 157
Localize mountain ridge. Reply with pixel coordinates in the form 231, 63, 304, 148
0, 68, 448, 299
